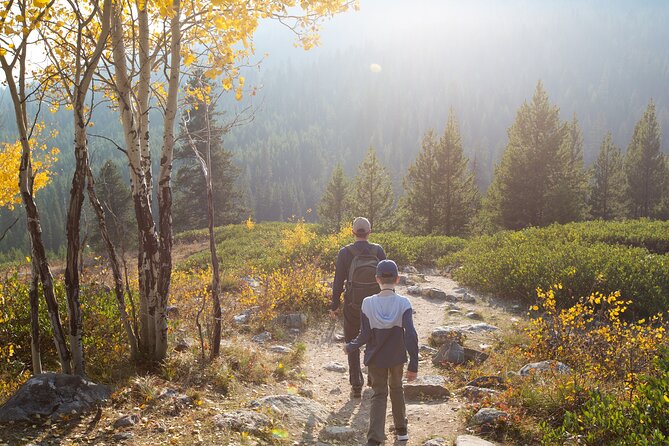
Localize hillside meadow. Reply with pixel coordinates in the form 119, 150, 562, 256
1, 218, 668, 444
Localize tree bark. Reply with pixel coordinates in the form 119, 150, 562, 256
29, 259, 42, 375
86, 166, 139, 359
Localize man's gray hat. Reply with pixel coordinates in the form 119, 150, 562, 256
352, 217, 371, 235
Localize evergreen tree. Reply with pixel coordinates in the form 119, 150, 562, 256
318, 163, 350, 232
89, 160, 134, 254
403, 130, 440, 234
173, 74, 245, 232
590, 133, 627, 220
351, 146, 394, 230
435, 111, 480, 235
485, 82, 568, 229
625, 100, 667, 218
543, 114, 589, 223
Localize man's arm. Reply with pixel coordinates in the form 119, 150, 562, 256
330, 248, 347, 311
345, 312, 372, 353
377, 245, 387, 261
402, 308, 419, 375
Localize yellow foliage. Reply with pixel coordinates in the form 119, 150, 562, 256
0, 123, 59, 209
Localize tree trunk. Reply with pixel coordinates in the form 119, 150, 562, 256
86, 165, 139, 359
156, 0, 182, 361
29, 259, 42, 375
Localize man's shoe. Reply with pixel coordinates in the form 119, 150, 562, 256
351, 387, 362, 398
396, 427, 409, 442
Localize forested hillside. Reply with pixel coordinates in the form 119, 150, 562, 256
2, 0, 669, 255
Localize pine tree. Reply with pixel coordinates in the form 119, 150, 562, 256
543, 115, 589, 223
625, 100, 666, 218
173, 74, 245, 232
435, 111, 480, 235
485, 82, 568, 229
318, 163, 350, 232
590, 133, 627, 220
403, 130, 440, 234
89, 160, 134, 253
351, 146, 394, 230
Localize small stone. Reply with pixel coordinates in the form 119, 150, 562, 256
460, 323, 499, 333
465, 311, 483, 321
422, 438, 448, 446
329, 388, 342, 395
112, 432, 134, 442
447, 309, 463, 316
269, 345, 293, 354
398, 275, 408, 285
174, 338, 191, 352
466, 376, 506, 389
424, 288, 448, 300
471, 407, 508, 426
403, 375, 450, 401
324, 362, 347, 373
407, 285, 422, 296
461, 293, 476, 304
298, 388, 313, 398
213, 410, 270, 435
113, 414, 140, 429
321, 426, 356, 441
519, 360, 571, 376
233, 313, 249, 324
403, 265, 419, 274
275, 313, 308, 329
252, 331, 272, 343
455, 435, 496, 446
430, 327, 466, 346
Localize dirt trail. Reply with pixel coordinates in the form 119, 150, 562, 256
300, 274, 504, 445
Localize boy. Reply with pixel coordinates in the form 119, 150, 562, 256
343, 259, 419, 445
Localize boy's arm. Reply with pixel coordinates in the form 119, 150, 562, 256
402, 308, 419, 373
345, 313, 372, 353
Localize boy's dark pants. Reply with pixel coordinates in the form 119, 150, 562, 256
367, 363, 407, 442
343, 306, 364, 389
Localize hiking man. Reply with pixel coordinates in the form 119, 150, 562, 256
330, 216, 386, 398
343, 259, 419, 446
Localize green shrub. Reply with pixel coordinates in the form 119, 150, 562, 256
371, 232, 467, 267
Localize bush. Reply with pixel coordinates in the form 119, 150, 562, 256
449, 227, 669, 317
371, 232, 467, 267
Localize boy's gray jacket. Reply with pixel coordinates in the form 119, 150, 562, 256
346, 292, 419, 372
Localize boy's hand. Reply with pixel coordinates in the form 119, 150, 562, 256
405, 371, 417, 382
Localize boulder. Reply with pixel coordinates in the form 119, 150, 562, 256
459, 323, 499, 334
455, 435, 496, 446
407, 285, 423, 296
458, 386, 499, 402
213, 410, 271, 435
424, 288, 448, 300
321, 426, 357, 441
519, 360, 571, 376
461, 293, 476, 304
275, 313, 307, 329
250, 395, 331, 426
403, 265, 419, 274
471, 407, 508, 426
433, 341, 465, 366
463, 348, 489, 364
466, 376, 506, 389
403, 375, 450, 401
113, 414, 140, 429
0, 373, 111, 422
174, 338, 191, 352
324, 362, 347, 373
430, 327, 466, 346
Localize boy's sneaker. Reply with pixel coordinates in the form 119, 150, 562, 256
396, 428, 409, 441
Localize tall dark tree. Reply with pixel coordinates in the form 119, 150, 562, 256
89, 160, 134, 253
625, 100, 667, 218
351, 146, 394, 230
318, 163, 350, 232
543, 114, 589, 223
404, 130, 440, 234
485, 82, 568, 229
173, 76, 245, 232
435, 111, 480, 235
590, 134, 627, 220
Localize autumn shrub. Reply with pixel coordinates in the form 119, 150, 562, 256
540, 350, 669, 445
449, 229, 669, 317
238, 262, 330, 326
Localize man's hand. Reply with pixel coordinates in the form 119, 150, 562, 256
342, 345, 349, 354
405, 371, 417, 382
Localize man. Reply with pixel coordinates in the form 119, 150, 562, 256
344, 259, 418, 445
330, 216, 386, 398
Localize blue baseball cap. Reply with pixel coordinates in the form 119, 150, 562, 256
376, 259, 399, 278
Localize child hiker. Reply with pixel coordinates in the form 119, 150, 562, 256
343, 259, 419, 445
